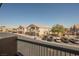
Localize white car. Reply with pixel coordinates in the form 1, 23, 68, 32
53, 36, 61, 43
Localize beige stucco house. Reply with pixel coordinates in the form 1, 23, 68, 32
17, 25, 25, 34
70, 24, 79, 35
25, 24, 50, 37
0, 26, 7, 32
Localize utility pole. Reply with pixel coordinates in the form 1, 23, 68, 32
74, 25, 76, 37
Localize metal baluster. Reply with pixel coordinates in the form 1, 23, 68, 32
70, 53, 75, 56
36, 45, 39, 56
33, 44, 35, 56
26, 42, 29, 56
39, 46, 41, 56
46, 47, 49, 56
53, 49, 57, 56
41, 46, 43, 56
61, 51, 66, 56
65, 51, 70, 56
50, 48, 54, 56
44, 47, 47, 56
57, 50, 61, 56
48, 48, 51, 56
42, 46, 45, 56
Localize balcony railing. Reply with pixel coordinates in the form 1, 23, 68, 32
17, 34, 79, 56
0, 32, 79, 56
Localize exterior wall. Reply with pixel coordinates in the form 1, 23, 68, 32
0, 28, 6, 32
24, 27, 27, 34
0, 34, 17, 56
26, 26, 39, 36
70, 24, 79, 35
26, 24, 49, 36
39, 28, 49, 37
17, 28, 24, 34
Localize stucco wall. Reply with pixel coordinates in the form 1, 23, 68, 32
0, 33, 17, 56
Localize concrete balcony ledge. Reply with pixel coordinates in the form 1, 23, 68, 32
0, 32, 17, 39
0, 32, 17, 56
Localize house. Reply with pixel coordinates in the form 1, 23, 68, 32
17, 25, 25, 34
25, 24, 50, 37
11, 28, 17, 33
0, 26, 6, 32
70, 24, 79, 35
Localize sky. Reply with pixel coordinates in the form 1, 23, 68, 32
0, 3, 79, 28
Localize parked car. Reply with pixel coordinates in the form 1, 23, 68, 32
53, 36, 61, 43
74, 39, 79, 44
69, 38, 75, 43
61, 37, 70, 43
69, 38, 79, 44
47, 35, 53, 41
42, 35, 47, 40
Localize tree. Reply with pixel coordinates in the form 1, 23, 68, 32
51, 24, 65, 36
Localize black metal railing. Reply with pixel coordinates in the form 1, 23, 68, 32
17, 34, 79, 56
